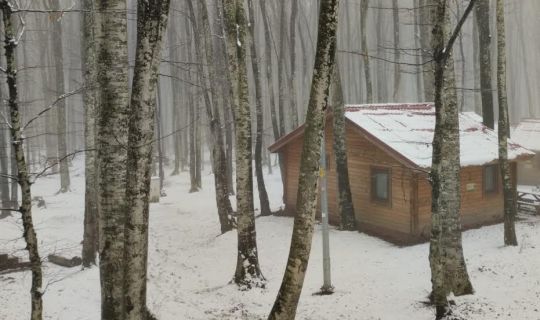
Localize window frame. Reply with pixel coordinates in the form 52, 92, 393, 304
482, 164, 499, 195
370, 166, 392, 206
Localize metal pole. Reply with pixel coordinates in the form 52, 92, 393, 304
320, 130, 334, 294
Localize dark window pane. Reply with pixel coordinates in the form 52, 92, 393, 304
484, 165, 497, 193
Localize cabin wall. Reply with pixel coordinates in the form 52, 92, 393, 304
281, 121, 414, 242
517, 153, 540, 186
415, 164, 514, 238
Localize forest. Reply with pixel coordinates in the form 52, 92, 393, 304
0, 0, 539, 319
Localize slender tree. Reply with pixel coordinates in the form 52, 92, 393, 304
80, 0, 98, 267
331, 65, 356, 230
475, 0, 494, 129
419, 0, 435, 101
124, 1, 171, 318
428, 1, 476, 318
1, 2, 43, 318
268, 0, 341, 317
495, 0, 517, 246
187, 0, 234, 232
49, 0, 71, 193
223, 0, 266, 289
360, 0, 372, 103
247, 0, 271, 216
289, 0, 299, 128
95, 0, 130, 317
392, 0, 401, 101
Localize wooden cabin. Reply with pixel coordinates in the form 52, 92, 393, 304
512, 119, 540, 186
269, 103, 534, 244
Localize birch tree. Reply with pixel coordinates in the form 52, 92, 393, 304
222, 0, 265, 289
331, 65, 356, 230
80, 0, 98, 267
0, 2, 43, 318
428, 1, 476, 318
268, 0, 341, 317
95, 0, 130, 317
247, 0, 271, 217
124, 0, 171, 318
360, 0, 372, 103
495, 0, 517, 246
475, 0, 494, 129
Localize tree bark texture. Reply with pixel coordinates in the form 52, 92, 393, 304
95, 0, 130, 317
1, 3, 44, 319
475, 0, 495, 129
360, 0, 372, 103
495, 0, 517, 246
223, 0, 266, 289
247, 0, 271, 217
331, 65, 356, 230
288, 0, 299, 127
419, 0, 435, 101
49, 0, 71, 193
392, 0, 401, 101
81, 0, 99, 267
187, 0, 234, 233
267, 0, 340, 318
124, 1, 171, 319
428, 1, 475, 318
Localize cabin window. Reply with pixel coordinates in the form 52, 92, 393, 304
483, 164, 498, 194
371, 167, 391, 205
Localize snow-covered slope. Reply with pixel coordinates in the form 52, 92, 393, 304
1, 158, 539, 320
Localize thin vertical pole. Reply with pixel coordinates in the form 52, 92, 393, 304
320, 130, 334, 294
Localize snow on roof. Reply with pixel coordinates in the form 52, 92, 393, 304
345, 103, 534, 168
511, 119, 540, 151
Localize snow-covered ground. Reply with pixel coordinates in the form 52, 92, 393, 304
1, 158, 539, 320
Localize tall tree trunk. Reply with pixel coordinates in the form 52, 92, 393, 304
260, 0, 286, 203
413, 0, 424, 101
496, 0, 517, 246
419, 0, 435, 101
187, 0, 234, 233
331, 65, 356, 230
428, 1, 475, 318
124, 1, 171, 318
277, 1, 288, 135
475, 0, 494, 129
360, 0, 372, 103
392, 0, 401, 101
95, 0, 130, 317
288, 0, 299, 127
268, 0, 340, 317
247, 0, 271, 217
168, 17, 182, 176
81, 0, 98, 267
0, 85, 11, 216
1, 3, 44, 319
50, 0, 71, 193
223, 0, 266, 289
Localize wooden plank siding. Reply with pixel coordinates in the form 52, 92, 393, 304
279, 120, 518, 244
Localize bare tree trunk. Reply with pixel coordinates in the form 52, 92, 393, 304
360, 0, 372, 103
168, 18, 182, 176
413, 0, 424, 101
428, 1, 475, 318
247, 0, 271, 216
331, 65, 356, 230
124, 1, 170, 319
95, 0, 130, 317
1, 3, 43, 319
288, 0, 299, 127
419, 0, 435, 101
0, 85, 11, 217
81, 0, 98, 267
49, 0, 71, 193
268, 0, 340, 317
277, 1, 288, 135
260, 0, 286, 202
496, 0, 517, 246
392, 0, 401, 101
223, 0, 265, 289
187, 0, 234, 233
475, 0, 494, 129
156, 81, 165, 192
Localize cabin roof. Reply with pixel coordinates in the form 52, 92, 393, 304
269, 102, 534, 168
511, 119, 540, 152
